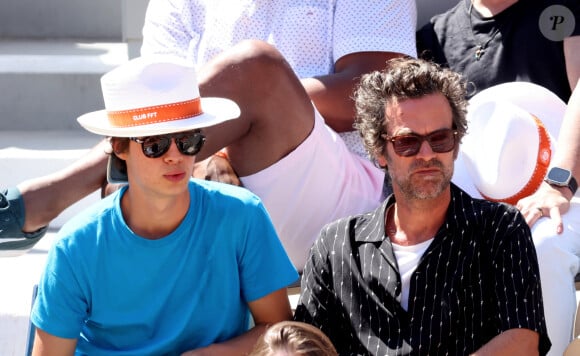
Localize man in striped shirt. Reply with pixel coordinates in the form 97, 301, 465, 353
294, 57, 551, 355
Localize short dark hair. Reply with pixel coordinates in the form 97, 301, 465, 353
108, 137, 130, 177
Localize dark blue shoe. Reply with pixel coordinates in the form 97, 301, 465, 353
0, 187, 47, 253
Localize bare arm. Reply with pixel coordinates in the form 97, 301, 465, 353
470, 328, 540, 356
557, 34, 580, 188
181, 288, 292, 355
517, 35, 580, 231
32, 329, 76, 356
301, 51, 406, 133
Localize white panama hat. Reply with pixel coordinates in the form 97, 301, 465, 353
452, 82, 566, 205
77, 55, 240, 137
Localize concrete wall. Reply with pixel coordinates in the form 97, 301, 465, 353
122, 0, 150, 58
0, 0, 122, 40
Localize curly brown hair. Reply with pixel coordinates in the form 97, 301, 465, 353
353, 57, 468, 161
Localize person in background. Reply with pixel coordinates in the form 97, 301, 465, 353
250, 321, 337, 356
1, 0, 417, 271
30, 56, 298, 355
416, 1, 580, 353
294, 57, 551, 355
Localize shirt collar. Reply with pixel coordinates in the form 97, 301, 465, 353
356, 183, 468, 244
353, 196, 394, 243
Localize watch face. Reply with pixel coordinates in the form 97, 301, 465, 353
547, 167, 571, 184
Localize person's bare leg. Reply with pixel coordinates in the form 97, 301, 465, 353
193, 40, 315, 176
17, 140, 109, 232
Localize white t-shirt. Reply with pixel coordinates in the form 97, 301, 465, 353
392, 238, 434, 310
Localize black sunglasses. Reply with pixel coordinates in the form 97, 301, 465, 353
130, 130, 206, 158
383, 128, 458, 157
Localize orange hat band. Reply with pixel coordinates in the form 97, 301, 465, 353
107, 98, 203, 128
480, 114, 551, 206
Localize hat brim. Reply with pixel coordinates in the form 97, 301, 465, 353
77, 97, 240, 137
467, 82, 565, 141
452, 82, 567, 200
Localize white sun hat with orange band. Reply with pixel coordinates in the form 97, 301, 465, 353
77, 55, 240, 137
452, 82, 566, 205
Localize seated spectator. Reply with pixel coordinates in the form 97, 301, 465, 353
250, 321, 337, 356
294, 57, 551, 355
30, 56, 298, 355
0, 0, 417, 272
452, 82, 580, 355
416, 2, 580, 353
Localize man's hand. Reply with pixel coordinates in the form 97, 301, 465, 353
193, 155, 242, 186
516, 182, 571, 234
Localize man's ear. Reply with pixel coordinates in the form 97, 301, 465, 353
115, 151, 128, 161
111, 140, 128, 161
377, 157, 387, 168
452, 144, 460, 160
376, 152, 388, 168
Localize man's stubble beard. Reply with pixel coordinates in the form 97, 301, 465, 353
388, 158, 454, 201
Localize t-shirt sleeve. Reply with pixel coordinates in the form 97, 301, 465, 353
416, 21, 448, 65
333, 0, 417, 62
238, 198, 299, 303
30, 236, 88, 339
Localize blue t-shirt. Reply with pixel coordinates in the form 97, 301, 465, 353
31, 179, 298, 355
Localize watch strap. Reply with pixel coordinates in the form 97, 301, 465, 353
569, 176, 578, 195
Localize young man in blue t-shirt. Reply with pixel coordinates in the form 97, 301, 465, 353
30, 55, 298, 355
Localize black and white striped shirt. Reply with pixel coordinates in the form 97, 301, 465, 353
294, 183, 551, 355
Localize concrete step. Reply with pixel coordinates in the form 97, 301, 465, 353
0, 130, 103, 229
0, 230, 58, 356
0, 130, 107, 354
0, 40, 128, 131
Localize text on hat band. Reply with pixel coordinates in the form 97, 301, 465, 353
107, 98, 202, 128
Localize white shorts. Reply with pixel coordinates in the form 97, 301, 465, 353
241, 107, 384, 271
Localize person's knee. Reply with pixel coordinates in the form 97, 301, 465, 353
229, 40, 294, 82
534, 222, 563, 258
200, 39, 296, 101
233, 40, 285, 64
533, 220, 580, 276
